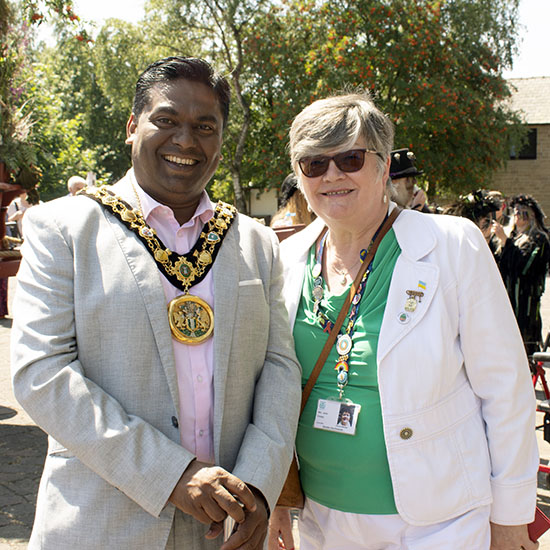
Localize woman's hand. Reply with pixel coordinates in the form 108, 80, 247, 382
491, 220, 507, 244
267, 507, 294, 550
490, 522, 538, 550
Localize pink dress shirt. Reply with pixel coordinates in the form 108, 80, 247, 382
132, 176, 215, 463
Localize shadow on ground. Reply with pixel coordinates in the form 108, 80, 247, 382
0, 425, 46, 540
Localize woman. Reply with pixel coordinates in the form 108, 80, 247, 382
269, 92, 538, 550
443, 189, 503, 258
270, 173, 316, 228
492, 194, 550, 355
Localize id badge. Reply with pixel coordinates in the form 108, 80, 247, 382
313, 399, 361, 435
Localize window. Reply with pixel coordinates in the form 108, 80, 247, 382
510, 128, 537, 160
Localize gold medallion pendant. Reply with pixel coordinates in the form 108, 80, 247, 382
168, 295, 214, 344
80, 187, 235, 346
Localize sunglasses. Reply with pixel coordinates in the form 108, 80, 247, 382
298, 148, 381, 178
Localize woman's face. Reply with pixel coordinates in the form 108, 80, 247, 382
514, 206, 533, 232
297, 140, 389, 229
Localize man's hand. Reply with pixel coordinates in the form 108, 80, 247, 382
168, 460, 256, 536
409, 187, 427, 211
490, 522, 539, 550
221, 486, 269, 550
268, 507, 294, 550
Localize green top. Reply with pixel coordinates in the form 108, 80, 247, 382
294, 229, 401, 513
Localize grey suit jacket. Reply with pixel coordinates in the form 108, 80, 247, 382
10, 176, 301, 549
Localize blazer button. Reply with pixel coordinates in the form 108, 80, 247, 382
400, 427, 413, 440
171, 416, 179, 428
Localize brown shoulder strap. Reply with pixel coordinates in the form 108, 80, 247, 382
300, 207, 401, 414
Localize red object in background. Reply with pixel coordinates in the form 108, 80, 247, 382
273, 224, 306, 242
529, 507, 550, 541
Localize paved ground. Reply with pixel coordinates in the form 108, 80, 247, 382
2, 276, 550, 549
0, 280, 47, 550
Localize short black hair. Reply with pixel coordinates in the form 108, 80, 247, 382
132, 56, 231, 127
279, 173, 298, 208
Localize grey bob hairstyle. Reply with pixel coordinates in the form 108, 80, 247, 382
289, 91, 394, 176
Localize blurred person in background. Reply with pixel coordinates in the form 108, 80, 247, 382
271, 173, 316, 229
389, 148, 429, 212
67, 175, 87, 196
492, 194, 550, 355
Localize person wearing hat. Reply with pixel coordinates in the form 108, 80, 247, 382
493, 194, 550, 354
389, 148, 429, 212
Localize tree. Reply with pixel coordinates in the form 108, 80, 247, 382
27, 19, 155, 198
18, 0, 525, 205
244, 0, 525, 199
143, 0, 273, 212
0, 0, 91, 199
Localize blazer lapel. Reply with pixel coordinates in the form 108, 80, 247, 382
377, 256, 439, 363
281, 217, 326, 327
212, 225, 239, 459
377, 209, 439, 363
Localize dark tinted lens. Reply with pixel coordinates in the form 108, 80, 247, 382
298, 149, 367, 177
334, 150, 365, 172
299, 156, 330, 177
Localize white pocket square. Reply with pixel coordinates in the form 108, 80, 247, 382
238, 279, 262, 287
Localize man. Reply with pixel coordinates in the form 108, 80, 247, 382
11, 57, 301, 550
389, 148, 429, 212
67, 174, 87, 195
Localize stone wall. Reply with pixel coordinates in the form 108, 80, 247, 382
491, 124, 550, 215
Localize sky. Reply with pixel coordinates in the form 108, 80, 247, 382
502, 0, 550, 79
64, 0, 550, 79
72, 0, 146, 26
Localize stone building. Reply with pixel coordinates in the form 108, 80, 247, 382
492, 77, 550, 215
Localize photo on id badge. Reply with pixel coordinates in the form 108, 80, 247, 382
314, 399, 361, 435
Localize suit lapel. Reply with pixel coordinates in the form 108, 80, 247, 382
212, 224, 239, 459
102, 177, 181, 411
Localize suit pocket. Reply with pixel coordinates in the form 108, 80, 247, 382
238, 278, 263, 287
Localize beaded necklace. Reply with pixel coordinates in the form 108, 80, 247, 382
311, 218, 386, 398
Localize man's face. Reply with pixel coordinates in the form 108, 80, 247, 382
126, 78, 224, 209
392, 176, 416, 207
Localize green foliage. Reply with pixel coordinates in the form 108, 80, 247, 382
0, 0, 87, 194
10, 0, 525, 205
243, 0, 524, 198
141, 0, 273, 212
0, 0, 38, 177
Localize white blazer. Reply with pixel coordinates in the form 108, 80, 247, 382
280, 205, 539, 526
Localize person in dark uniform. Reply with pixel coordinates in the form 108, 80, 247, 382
389, 148, 429, 212
492, 194, 550, 355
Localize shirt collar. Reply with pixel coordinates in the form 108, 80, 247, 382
129, 169, 215, 227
